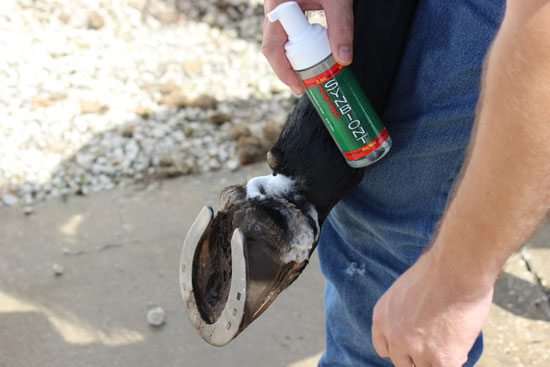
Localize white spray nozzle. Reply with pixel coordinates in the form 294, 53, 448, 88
266, 1, 331, 70
267, 2, 310, 41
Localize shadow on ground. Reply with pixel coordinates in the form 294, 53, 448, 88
0, 164, 326, 367
493, 272, 550, 321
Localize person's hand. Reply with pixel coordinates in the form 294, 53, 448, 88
371, 249, 494, 367
262, 0, 354, 95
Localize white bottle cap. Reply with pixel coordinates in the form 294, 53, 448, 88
267, 1, 331, 71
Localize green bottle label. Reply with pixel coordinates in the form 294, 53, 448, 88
303, 63, 388, 160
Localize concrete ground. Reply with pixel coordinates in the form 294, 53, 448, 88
1, 163, 548, 367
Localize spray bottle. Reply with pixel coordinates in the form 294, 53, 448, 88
267, 1, 391, 167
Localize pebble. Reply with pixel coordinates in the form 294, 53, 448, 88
155, 166, 183, 178
158, 155, 175, 167
52, 263, 64, 276
262, 122, 283, 147
58, 11, 70, 23
134, 107, 150, 118
23, 206, 34, 216
227, 159, 240, 172
192, 94, 218, 110
209, 111, 232, 125
87, 10, 105, 30
32, 93, 67, 108
147, 306, 166, 327
121, 125, 135, 138
183, 125, 194, 138
237, 136, 267, 165
80, 101, 109, 114
0, 0, 296, 208
228, 124, 251, 141
158, 91, 190, 109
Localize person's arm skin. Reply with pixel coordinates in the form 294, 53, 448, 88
372, 1, 550, 367
262, 0, 354, 95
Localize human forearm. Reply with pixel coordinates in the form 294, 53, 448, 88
430, 0, 550, 293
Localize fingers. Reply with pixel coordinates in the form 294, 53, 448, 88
322, 0, 354, 65
388, 346, 415, 367
262, 0, 354, 93
373, 329, 428, 367
262, 1, 304, 95
411, 360, 431, 367
372, 326, 390, 358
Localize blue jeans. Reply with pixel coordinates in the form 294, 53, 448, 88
317, 1, 505, 366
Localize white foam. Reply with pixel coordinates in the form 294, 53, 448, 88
280, 219, 316, 263
246, 174, 295, 199
280, 203, 320, 263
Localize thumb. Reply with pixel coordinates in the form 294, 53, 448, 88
322, 0, 354, 65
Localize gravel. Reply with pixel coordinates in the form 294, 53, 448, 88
0, 0, 296, 207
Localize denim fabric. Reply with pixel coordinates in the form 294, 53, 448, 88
317, 1, 505, 366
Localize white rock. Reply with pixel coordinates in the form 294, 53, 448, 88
147, 306, 166, 327
76, 153, 96, 170
218, 149, 229, 162
2, 193, 18, 206
227, 159, 240, 172
52, 263, 64, 276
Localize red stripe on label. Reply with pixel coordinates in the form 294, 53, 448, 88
302, 63, 344, 88
344, 128, 389, 160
